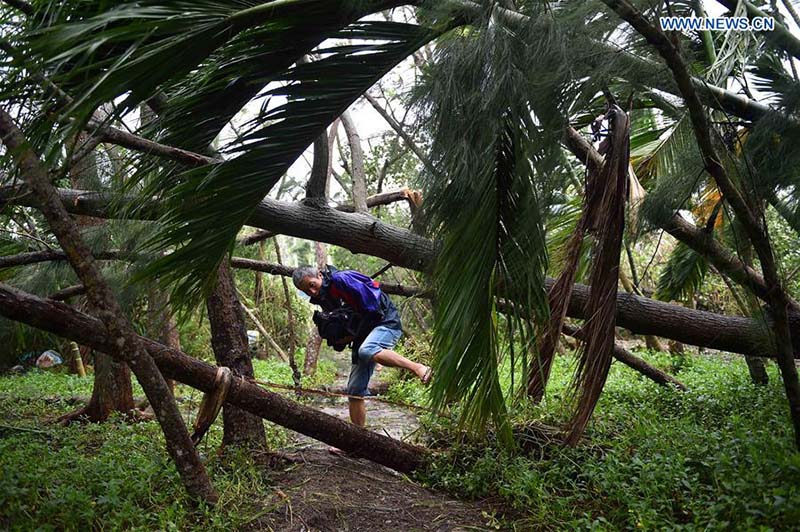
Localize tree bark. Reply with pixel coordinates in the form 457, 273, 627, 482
0, 283, 426, 473
0, 110, 216, 502
618, 270, 668, 352
206, 260, 267, 449
340, 110, 368, 213
62, 129, 135, 424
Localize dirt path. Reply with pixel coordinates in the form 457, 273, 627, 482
247, 361, 499, 531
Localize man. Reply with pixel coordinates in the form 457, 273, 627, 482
293, 265, 431, 427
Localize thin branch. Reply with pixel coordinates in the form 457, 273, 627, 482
364, 92, 436, 173
237, 297, 289, 363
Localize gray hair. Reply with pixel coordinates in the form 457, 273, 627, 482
292, 266, 320, 288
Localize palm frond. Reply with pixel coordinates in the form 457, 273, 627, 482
655, 240, 708, 303
416, 13, 557, 442
565, 105, 630, 446
27, 1, 402, 122
133, 21, 439, 306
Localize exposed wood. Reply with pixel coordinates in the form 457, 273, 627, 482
3, 186, 799, 357
237, 229, 275, 246
0, 283, 427, 474
336, 188, 423, 213
68, 341, 87, 378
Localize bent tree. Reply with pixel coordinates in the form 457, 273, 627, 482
1, 1, 799, 496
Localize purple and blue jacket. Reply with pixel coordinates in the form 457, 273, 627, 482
311, 268, 401, 334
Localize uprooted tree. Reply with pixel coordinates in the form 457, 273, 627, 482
2, 0, 800, 500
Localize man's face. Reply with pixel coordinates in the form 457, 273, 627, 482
298, 272, 323, 297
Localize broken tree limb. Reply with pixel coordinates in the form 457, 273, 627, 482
561, 323, 687, 391
238, 301, 289, 363
336, 188, 423, 213
0, 282, 427, 474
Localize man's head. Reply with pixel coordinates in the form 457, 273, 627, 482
292, 266, 323, 297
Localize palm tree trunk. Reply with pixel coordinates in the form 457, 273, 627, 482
0, 282, 427, 474
61, 130, 134, 423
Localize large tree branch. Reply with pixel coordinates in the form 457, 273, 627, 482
336, 188, 422, 213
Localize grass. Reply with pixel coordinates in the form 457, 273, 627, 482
2, 347, 798, 530
402, 350, 800, 530
0, 354, 337, 531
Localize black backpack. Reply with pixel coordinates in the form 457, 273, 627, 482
312, 307, 361, 351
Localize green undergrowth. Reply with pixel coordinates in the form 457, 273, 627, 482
393, 350, 800, 530
0, 355, 336, 530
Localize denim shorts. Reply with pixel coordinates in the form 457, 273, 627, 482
347, 325, 402, 397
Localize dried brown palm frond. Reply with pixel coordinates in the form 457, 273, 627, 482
527, 200, 590, 403
564, 105, 630, 446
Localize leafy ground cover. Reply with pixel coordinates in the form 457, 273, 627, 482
0, 355, 335, 531
1, 349, 798, 530
406, 350, 800, 530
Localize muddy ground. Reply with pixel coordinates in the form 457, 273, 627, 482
246, 362, 503, 531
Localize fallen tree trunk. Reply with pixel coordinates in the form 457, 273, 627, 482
1, 186, 795, 356
235, 259, 797, 358
0, 282, 427, 474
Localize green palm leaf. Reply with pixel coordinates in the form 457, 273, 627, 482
27, 1, 404, 121
417, 15, 556, 443
655, 241, 708, 303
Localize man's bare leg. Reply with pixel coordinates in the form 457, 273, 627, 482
349, 397, 366, 427
372, 349, 429, 381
